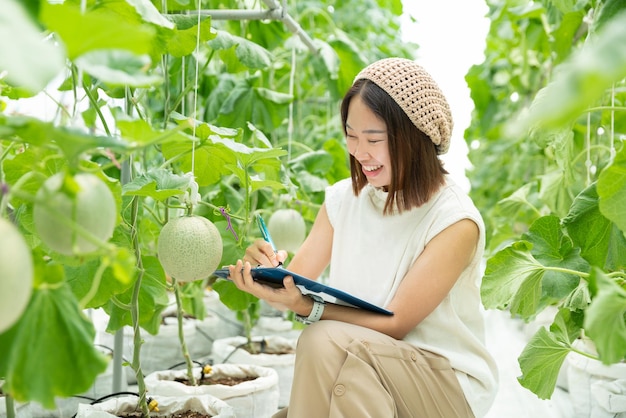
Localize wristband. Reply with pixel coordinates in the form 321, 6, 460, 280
295, 295, 325, 324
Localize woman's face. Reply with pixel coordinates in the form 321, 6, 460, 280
345, 95, 392, 188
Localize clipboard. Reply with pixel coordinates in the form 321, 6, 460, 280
213, 267, 393, 316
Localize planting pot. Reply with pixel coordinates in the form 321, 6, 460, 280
567, 339, 626, 418
145, 364, 279, 418
75, 394, 234, 417
211, 335, 296, 408
252, 316, 301, 341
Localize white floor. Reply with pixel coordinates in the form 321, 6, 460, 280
483, 309, 573, 418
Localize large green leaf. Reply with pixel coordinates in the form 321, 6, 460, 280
163, 14, 215, 57
74, 50, 162, 87
104, 256, 169, 336
482, 215, 588, 318
0, 285, 108, 408
65, 248, 137, 308
0, 0, 65, 94
215, 82, 292, 131
563, 183, 626, 270
584, 268, 626, 364
518, 314, 574, 399
481, 240, 545, 318
40, 2, 156, 60
521, 216, 588, 303
597, 144, 626, 235
1, 114, 132, 164
211, 279, 257, 312
123, 169, 192, 201
208, 30, 273, 70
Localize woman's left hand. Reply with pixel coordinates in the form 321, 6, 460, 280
228, 260, 311, 314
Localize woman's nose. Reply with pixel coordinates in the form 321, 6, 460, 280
350, 143, 369, 159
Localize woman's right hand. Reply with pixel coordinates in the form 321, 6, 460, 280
244, 239, 288, 267
228, 259, 311, 314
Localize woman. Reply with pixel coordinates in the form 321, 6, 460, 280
228, 58, 498, 418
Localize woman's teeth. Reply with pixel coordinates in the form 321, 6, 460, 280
363, 165, 382, 172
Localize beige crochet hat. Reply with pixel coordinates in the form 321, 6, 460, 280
354, 58, 453, 154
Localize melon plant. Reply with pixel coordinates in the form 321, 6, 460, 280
0, 217, 34, 333
157, 215, 223, 282
33, 172, 117, 255
268, 208, 306, 253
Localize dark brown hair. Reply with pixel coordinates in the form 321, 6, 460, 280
340, 79, 448, 215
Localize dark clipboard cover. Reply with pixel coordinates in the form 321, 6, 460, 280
213, 267, 393, 316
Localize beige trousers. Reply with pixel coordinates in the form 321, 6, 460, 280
273, 320, 474, 418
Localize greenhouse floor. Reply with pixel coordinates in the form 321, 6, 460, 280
484, 309, 573, 418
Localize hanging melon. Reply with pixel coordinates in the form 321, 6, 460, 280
268, 209, 306, 253
157, 215, 223, 282
0, 218, 34, 333
33, 172, 117, 255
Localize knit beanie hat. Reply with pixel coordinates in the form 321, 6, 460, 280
354, 58, 453, 154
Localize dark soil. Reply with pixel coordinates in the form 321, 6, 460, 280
175, 374, 257, 386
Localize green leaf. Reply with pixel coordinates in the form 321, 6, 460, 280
104, 256, 169, 335
211, 279, 258, 312
563, 183, 626, 270
593, 0, 626, 31
551, 307, 584, 343
208, 30, 273, 70
115, 116, 193, 146
1, 114, 132, 164
597, 144, 626, 235
289, 150, 335, 175
481, 240, 545, 318
0, 285, 108, 408
584, 268, 626, 364
65, 249, 137, 308
163, 14, 215, 57
215, 80, 292, 131
0, 0, 65, 94
522, 216, 588, 303
518, 326, 572, 399
40, 2, 156, 60
74, 50, 162, 87
123, 169, 192, 201
125, 0, 175, 29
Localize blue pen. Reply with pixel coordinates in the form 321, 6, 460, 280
256, 214, 282, 266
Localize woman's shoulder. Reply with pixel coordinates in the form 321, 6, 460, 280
324, 178, 353, 227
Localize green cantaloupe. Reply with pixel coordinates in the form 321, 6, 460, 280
33, 172, 117, 255
157, 215, 223, 282
268, 209, 306, 253
0, 217, 34, 333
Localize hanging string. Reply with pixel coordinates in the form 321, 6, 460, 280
181, 57, 185, 115
609, 83, 616, 163
190, 0, 203, 177
585, 111, 592, 186
287, 46, 296, 162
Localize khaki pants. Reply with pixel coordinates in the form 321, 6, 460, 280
273, 320, 474, 418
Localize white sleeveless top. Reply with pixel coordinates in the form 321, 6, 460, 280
325, 177, 498, 417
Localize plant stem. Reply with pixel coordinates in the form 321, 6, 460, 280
5, 394, 15, 418
242, 308, 254, 350
172, 277, 197, 385
569, 345, 600, 361
128, 195, 150, 417
543, 265, 589, 278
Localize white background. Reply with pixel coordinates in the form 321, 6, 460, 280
401, 1, 490, 190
